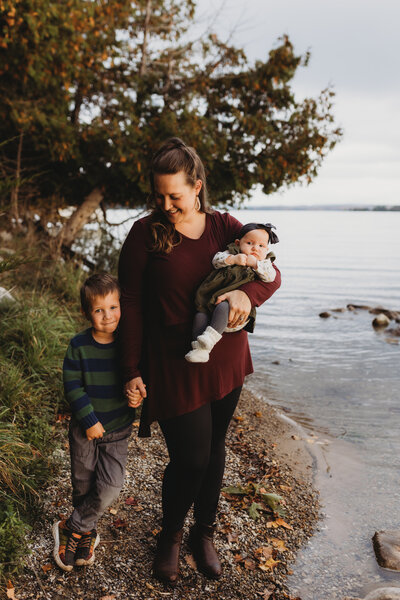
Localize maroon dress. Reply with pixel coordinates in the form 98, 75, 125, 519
118, 211, 281, 436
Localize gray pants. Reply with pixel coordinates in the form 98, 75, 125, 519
66, 418, 132, 533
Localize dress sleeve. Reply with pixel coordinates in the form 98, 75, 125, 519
222, 212, 281, 306
118, 219, 149, 382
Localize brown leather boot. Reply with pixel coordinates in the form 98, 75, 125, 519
188, 523, 222, 579
153, 528, 183, 585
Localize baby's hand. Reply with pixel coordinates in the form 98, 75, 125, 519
86, 422, 105, 440
126, 387, 144, 408
233, 253, 247, 266
246, 255, 258, 268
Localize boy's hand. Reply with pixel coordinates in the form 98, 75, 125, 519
86, 422, 105, 440
125, 376, 146, 408
246, 255, 258, 268
126, 388, 144, 408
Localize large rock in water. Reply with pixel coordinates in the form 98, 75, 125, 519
373, 530, 400, 570
372, 314, 390, 328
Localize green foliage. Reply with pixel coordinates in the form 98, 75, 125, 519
0, 253, 84, 579
222, 482, 285, 519
0, 253, 29, 274
0, 0, 342, 232
0, 501, 30, 578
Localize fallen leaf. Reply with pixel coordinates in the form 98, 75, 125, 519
152, 528, 161, 536
257, 589, 274, 600
244, 558, 256, 570
125, 496, 138, 506
259, 557, 279, 570
248, 501, 264, 520
221, 485, 247, 495
145, 582, 172, 596
109, 508, 118, 515
234, 553, 244, 563
259, 492, 285, 514
254, 411, 262, 418
6, 581, 16, 600
184, 554, 197, 569
234, 415, 244, 422
275, 518, 293, 530
255, 546, 273, 560
41, 563, 52, 573
270, 538, 288, 552
266, 520, 279, 529
133, 504, 144, 512
112, 518, 127, 528
279, 484, 292, 492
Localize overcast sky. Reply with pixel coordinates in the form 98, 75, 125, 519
195, 0, 400, 206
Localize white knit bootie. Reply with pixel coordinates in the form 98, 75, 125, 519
185, 326, 222, 363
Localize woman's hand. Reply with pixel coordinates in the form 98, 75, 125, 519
215, 290, 251, 329
124, 376, 147, 408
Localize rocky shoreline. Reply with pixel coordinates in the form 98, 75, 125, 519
11, 388, 320, 600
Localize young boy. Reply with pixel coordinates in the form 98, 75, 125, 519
53, 273, 143, 572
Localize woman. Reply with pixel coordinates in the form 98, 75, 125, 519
118, 138, 281, 584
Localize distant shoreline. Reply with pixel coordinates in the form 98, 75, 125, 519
240, 204, 400, 211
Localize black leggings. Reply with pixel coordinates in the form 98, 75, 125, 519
159, 386, 242, 532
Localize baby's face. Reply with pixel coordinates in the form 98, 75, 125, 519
237, 229, 270, 261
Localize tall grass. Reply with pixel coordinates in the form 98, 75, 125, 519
0, 248, 85, 578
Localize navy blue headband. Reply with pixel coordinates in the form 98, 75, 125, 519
238, 222, 279, 244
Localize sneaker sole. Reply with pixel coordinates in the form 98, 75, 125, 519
52, 521, 74, 572
75, 534, 100, 566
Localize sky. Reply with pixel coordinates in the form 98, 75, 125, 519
195, 0, 400, 206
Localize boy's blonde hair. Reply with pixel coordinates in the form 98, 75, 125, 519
80, 273, 120, 319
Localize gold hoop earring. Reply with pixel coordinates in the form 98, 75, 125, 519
195, 196, 201, 211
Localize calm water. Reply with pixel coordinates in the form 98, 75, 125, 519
231, 209, 400, 600
112, 208, 400, 599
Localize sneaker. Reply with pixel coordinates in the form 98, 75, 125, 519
52, 520, 82, 572
75, 529, 100, 566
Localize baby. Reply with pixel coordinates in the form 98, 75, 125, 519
185, 222, 279, 363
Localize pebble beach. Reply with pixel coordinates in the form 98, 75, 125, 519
16, 388, 319, 600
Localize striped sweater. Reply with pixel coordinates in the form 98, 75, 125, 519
63, 328, 134, 433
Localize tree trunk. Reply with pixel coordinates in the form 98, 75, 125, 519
10, 131, 23, 228
139, 0, 152, 76
58, 187, 104, 248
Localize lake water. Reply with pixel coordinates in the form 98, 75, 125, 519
112, 208, 400, 599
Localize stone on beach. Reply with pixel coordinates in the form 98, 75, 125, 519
386, 326, 400, 337
372, 314, 390, 329
372, 530, 400, 570
347, 304, 372, 311
319, 311, 331, 318
369, 308, 400, 321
